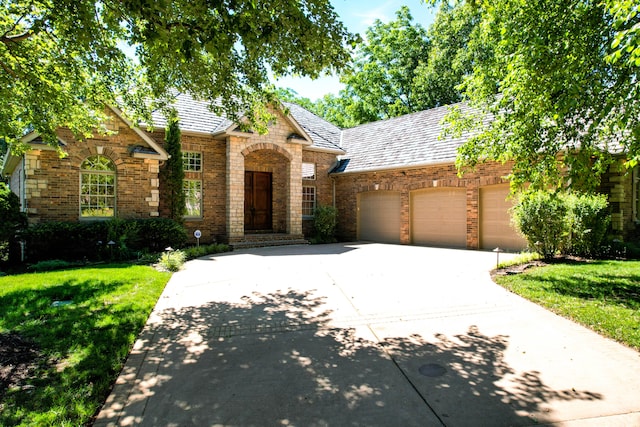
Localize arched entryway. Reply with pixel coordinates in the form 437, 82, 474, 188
243, 147, 291, 233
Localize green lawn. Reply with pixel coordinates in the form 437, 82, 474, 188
495, 260, 640, 351
0, 264, 171, 426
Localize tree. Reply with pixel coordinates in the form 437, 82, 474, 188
0, 181, 26, 266
413, 0, 481, 108
299, 4, 479, 128
437, 0, 640, 191
162, 112, 185, 222
1, 1, 356, 153
338, 6, 431, 124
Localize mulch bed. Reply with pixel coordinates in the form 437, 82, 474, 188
0, 333, 43, 399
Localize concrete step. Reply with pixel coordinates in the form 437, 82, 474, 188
230, 234, 309, 250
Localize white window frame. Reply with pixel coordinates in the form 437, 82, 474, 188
183, 179, 203, 218
79, 155, 116, 219
183, 151, 202, 172
302, 185, 316, 218
302, 162, 316, 180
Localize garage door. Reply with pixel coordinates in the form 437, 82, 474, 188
411, 188, 466, 247
358, 191, 401, 243
480, 184, 527, 251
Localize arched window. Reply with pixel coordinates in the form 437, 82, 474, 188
80, 155, 116, 218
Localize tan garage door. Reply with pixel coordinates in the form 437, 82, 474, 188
480, 184, 527, 251
411, 188, 466, 247
358, 191, 401, 243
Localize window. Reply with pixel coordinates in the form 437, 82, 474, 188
80, 155, 116, 218
302, 162, 316, 180
183, 152, 202, 172
302, 186, 316, 217
184, 180, 202, 217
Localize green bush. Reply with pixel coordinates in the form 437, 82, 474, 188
182, 243, 230, 260
133, 218, 188, 252
22, 221, 108, 262
22, 218, 187, 263
27, 259, 81, 272
312, 205, 338, 244
0, 182, 27, 266
565, 193, 610, 258
513, 191, 569, 259
159, 249, 186, 272
513, 190, 611, 259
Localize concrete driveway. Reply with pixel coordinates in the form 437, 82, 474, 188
95, 243, 640, 426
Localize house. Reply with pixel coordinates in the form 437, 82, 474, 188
2, 93, 638, 251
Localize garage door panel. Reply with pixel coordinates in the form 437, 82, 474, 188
480, 185, 527, 251
358, 191, 401, 243
411, 188, 466, 247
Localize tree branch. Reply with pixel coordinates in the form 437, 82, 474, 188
0, 59, 16, 77
1, 30, 32, 45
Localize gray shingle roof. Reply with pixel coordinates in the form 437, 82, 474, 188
282, 102, 343, 152
148, 94, 343, 152
150, 93, 232, 134
335, 103, 476, 173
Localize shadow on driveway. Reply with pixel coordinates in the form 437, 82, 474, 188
98, 287, 601, 426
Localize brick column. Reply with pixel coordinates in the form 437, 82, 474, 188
400, 191, 410, 244
608, 160, 626, 234
288, 145, 303, 236
226, 136, 245, 241
466, 184, 479, 249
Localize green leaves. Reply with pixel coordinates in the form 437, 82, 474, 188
441, 0, 640, 191
0, 0, 355, 149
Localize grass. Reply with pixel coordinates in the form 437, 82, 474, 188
497, 251, 541, 269
495, 260, 640, 350
0, 264, 171, 426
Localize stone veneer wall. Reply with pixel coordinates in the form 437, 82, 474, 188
22, 119, 160, 223
224, 110, 305, 242
332, 161, 515, 249
245, 149, 290, 233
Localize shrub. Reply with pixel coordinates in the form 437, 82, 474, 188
132, 218, 188, 252
312, 205, 337, 244
22, 218, 187, 263
27, 259, 80, 272
513, 190, 612, 259
512, 191, 569, 259
159, 249, 186, 272
0, 182, 27, 266
565, 193, 610, 258
22, 221, 107, 262
182, 243, 230, 260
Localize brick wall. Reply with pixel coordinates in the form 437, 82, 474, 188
23, 118, 160, 224
332, 161, 514, 248
599, 158, 636, 238
301, 150, 339, 237
154, 131, 228, 244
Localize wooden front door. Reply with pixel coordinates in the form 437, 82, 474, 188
244, 171, 272, 231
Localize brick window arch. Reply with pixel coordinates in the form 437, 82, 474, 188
80, 155, 116, 218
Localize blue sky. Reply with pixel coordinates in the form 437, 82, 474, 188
274, 1, 436, 100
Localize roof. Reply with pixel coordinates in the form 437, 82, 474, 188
334, 103, 475, 174
149, 94, 344, 153
282, 102, 343, 152
150, 93, 232, 134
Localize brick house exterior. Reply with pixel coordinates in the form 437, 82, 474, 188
2, 95, 638, 250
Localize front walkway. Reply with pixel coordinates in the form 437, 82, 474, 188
95, 243, 640, 426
